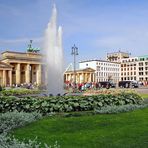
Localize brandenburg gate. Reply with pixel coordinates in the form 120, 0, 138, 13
0, 51, 45, 87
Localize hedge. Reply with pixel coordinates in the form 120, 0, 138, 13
0, 92, 143, 114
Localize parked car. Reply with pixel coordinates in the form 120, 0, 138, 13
98, 81, 116, 89
118, 81, 139, 88
85, 83, 92, 88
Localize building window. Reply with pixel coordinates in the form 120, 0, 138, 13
145, 62, 148, 65
139, 67, 143, 71
140, 58, 145, 61
139, 63, 143, 66
97, 66, 100, 71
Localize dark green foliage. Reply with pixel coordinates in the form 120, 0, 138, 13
0, 85, 2, 91
0, 92, 143, 114
1, 89, 42, 96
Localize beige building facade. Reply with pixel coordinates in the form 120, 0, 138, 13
120, 56, 148, 82
79, 60, 120, 84
106, 51, 130, 62
0, 50, 148, 87
64, 68, 95, 83
107, 51, 148, 83
0, 61, 13, 86
0, 51, 45, 87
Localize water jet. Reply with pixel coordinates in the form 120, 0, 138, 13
43, 4, 64, 96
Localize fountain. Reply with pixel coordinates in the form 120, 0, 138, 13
43, 4, 64, 96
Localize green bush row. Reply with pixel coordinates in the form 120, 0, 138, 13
94, 104, 148, 114
0, 88, 42, 96
0, 92, 143, 114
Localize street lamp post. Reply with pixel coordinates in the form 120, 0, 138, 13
71, 44, 78, 92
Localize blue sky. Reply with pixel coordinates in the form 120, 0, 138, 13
0, 0, 148, 67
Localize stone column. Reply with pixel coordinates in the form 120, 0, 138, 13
82, 73, 85, 82
26, 64, 30, 84
90, 73, 92, 82
66, 74, 68, 81
9, 70, 12, 86
3, 70, 6, 86
37, 64, 42, 85
79, 73, 81, 83
68, 74, 70, 81
16, 63, 20, 84
85, 73, 88, 82
78, 73, 80, 83
93, 73, 95, 82
87, 73, 91, 82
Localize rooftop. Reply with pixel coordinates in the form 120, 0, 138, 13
79, 59, 120, 64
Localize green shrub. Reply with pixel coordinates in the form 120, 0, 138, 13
0, 111, 60, 148
0, 111, 42, 133
0, 85, 2, 91
94, 104, 148, 114
0, 134, 60, 148
0, 92, 143, 114
1, 88, 42, 96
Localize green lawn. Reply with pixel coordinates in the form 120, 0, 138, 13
12, 108, 148, 148
141, 94, 148, 99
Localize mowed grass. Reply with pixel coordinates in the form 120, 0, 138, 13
141, 94, 148, 99
11, 108, 148, 148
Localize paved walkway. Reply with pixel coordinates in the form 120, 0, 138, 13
135, 87, 148, 94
